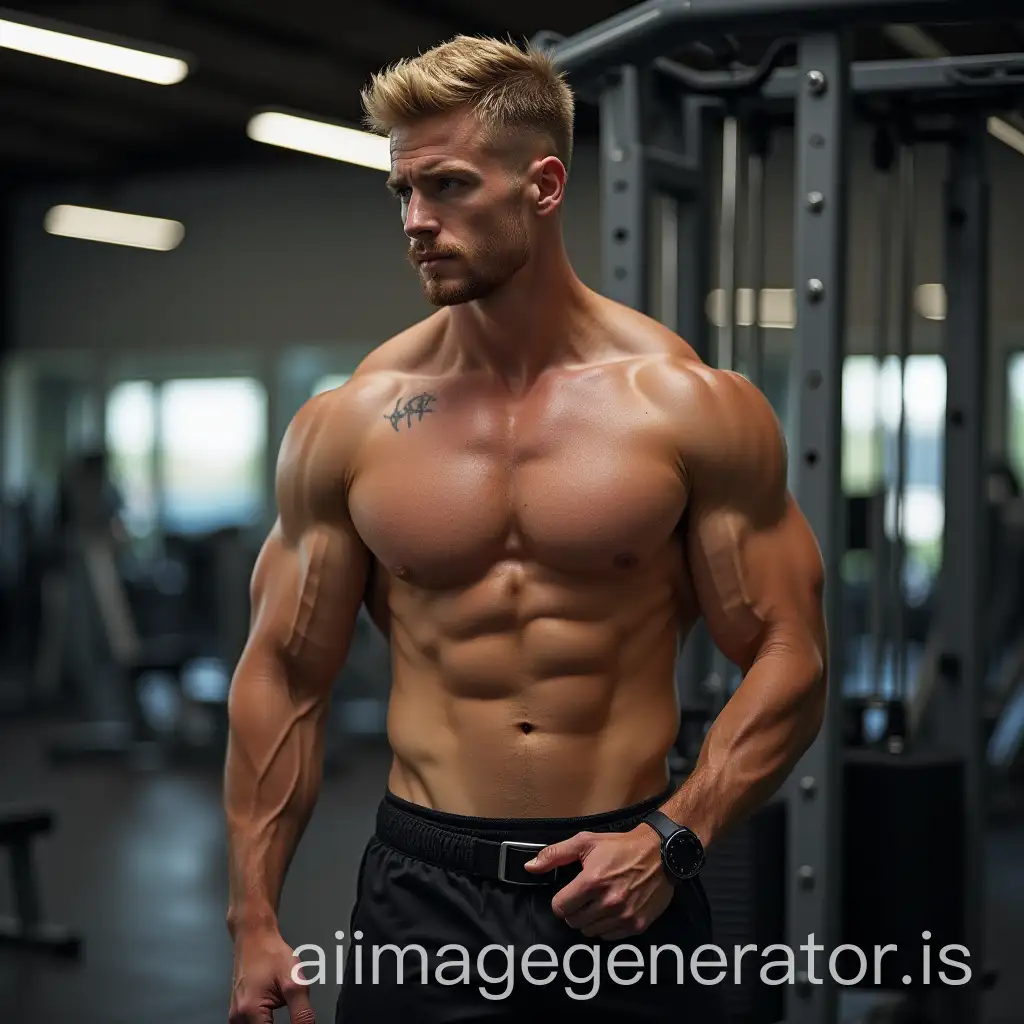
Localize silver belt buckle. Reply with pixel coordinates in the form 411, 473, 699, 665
498, 841, 548, 884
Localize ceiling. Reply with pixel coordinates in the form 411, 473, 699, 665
3, 1, 1024, 185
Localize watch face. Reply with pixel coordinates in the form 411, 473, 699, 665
664, 829, 704, 879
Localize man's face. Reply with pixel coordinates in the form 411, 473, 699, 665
388, 109, 533, 306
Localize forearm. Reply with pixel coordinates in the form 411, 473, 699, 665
663, 647, 826, 849
224, 645, 330, 938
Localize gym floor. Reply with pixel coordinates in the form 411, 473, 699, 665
0, 720, 1021, 1024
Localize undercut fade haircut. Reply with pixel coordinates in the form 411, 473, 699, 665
361, 35, 575, 173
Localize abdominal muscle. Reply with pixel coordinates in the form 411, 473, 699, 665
382, 560, 687, 819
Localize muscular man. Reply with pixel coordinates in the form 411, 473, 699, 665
225, 35, 827, 1024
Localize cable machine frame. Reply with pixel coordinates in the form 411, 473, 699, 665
537, 9, 1023, 1022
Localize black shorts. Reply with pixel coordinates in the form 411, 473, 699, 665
334, 788, 726, 1023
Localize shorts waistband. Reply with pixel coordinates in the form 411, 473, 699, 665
375, 785, 675, 885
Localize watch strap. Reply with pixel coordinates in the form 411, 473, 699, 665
642, 809, 680, 842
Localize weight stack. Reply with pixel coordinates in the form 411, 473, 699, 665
701, 799, 787, 1023
841, 751, 966, 991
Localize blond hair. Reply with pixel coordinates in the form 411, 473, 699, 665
361, 35, 575, 171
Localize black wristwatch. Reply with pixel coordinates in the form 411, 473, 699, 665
642, 811, 705, 883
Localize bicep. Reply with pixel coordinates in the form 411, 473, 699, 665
687, 493, 826, 674
247, 514, 371, 693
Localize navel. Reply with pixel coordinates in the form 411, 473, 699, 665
613, 552, 639, 570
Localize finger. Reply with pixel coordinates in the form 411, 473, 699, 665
551, 872, 603, 918
580, 915, 631, 939
525, 832, 592, 872
565, 892, 625, 930
283, 980, 317, 1024
229, 1000, 274, 1024
576, 908, 644, 940
596, 908, 650, 941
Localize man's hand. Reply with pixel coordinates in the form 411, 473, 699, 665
229, 928, 316, 1024
524, 826, 672, 941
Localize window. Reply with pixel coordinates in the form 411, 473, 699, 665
159, 378, 267, 533
105, 376, 269, 537
1008, 353, 1024, 485
105, 380, 157, 538
891, 356, 946, 557
843, 354, 946, 572
842, 356, 883, 495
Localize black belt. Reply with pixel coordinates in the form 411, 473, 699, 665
375, 796, 661, 887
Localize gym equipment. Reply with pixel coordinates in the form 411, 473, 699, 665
44, 533, 201, 770
0, 497, 39, 699
854, 122, 916, 755
537, 6, 1020, 1021
917, 473, 1024, 814
989, 671, 1024, 803
986, 617, 1024, 814
742, 111, 770, 391
890, 139, 914, 721
870, 128, 895, 700
0, 806, 82, 958
38, 454, 239, 769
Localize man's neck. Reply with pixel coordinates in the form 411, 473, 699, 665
447, 245, 595, 390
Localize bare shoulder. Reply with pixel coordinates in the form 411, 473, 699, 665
634, 355, 788, 508
351, 312, 448, 379
294, 315, 447, 445
275, 389, 356, 531
276, 317, 448, 528
589, 295, 784, 472
588, 294, 783, 451
657, 361, 782, 450
593, 293, 704, 363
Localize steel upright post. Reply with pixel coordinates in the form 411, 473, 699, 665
675, 96, 716, 359
933, 116, 989, 1024
785, 31, 849, 1024
600, 66, 649, 309
717, 114, 741, 372
744, 116, 768, 389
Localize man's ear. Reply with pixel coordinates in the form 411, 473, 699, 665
531, 156, 567, 217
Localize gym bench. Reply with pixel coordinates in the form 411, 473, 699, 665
0, 806, 82, 958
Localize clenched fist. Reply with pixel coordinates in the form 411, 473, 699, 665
229, 927, 316, 1024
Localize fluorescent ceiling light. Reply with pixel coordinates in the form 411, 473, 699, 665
0, 14, 187, 84
987, 116, 1024, 158
44, 205, 185, 251
247, 112, 390, 171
